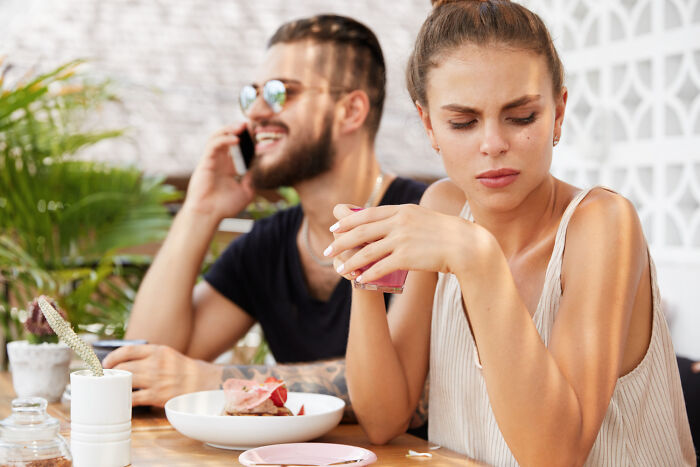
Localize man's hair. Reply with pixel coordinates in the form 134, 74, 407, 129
268, 14, 386, 139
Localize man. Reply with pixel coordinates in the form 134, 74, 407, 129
103, 14, 427, 427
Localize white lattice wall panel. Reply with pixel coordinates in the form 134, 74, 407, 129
523, 0, 700, 256
523, 0, 700, 356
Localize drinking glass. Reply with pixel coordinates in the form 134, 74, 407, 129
349, 208, 408, 294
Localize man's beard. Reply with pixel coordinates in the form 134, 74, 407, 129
250, 113, 336, 190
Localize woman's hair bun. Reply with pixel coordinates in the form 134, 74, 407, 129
431, 0, 492, 8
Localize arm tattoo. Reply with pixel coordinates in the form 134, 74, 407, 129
222, 358, 357, 422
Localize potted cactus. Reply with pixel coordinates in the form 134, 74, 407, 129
6, 296, 72, 402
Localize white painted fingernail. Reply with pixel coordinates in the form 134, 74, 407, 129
336, 263, 344, 274
329, 222, 340, 232
356, 275, 363, 282
323, 246, 333, 257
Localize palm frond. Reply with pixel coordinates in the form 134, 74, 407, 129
0, 59, 181, 348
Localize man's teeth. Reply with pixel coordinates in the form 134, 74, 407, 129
256, 132, 284, 143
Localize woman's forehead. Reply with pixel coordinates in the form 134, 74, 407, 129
427, 44, 553, 107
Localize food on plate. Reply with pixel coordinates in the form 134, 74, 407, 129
222, 377, 304, 416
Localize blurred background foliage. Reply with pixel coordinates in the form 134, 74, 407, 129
0, 58, 181, 345
245, 187, 299, 220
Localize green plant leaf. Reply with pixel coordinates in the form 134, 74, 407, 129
0, 59, 181, 349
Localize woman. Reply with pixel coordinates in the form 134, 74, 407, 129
323, 0, 695, 465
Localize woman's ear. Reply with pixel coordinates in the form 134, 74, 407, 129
337, 90, 370, 135
553, 87, 568, 144
416, 100, 440, 153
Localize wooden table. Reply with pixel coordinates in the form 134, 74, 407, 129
0, 373, 479, 466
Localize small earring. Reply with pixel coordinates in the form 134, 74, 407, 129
434, 146, 441, 155
553, 136, 560, 147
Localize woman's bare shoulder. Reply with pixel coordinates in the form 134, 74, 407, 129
419, 178, 466, 216
566, 187, 647, 263
571, 187, 642, 233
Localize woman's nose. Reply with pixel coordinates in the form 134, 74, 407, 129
479, 121, 509, 156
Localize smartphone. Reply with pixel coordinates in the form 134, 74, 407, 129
238, 128, 256, 169
91, 339, 148, 363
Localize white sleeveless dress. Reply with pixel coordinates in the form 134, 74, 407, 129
428, 187, 696, 466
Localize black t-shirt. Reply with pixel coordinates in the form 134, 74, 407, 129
204, 177, 428, 363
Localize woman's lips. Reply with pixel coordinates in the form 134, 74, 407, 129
476, 169, 520, 188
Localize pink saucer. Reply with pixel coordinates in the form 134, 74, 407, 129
239, 442, 377, 466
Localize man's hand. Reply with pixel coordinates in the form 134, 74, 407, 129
183, 123, 256, 220
692, 361, 700, 373
103, 344, 223, 407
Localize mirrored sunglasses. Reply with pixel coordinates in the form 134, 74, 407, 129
239, 79, 350, 115
239, 79, 288, 115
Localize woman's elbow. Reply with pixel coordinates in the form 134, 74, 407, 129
360, 417, 410, 445
365, 429, 396, 445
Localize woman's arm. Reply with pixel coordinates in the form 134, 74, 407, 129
337, 180, 465, 443
345, 271, 436, 443
454, 190, 648, 466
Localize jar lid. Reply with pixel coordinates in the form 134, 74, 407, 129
0, 397, 60, 442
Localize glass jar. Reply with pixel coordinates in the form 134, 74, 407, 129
0, 397, 72, 466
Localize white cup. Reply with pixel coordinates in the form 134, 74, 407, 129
70, 369, 132, 467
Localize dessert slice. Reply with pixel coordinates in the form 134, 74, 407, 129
222, 377, 292, 416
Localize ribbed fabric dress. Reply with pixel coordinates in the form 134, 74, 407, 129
428, 187, 696, 466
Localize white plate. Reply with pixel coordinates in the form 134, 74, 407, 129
164, 390, 345, 450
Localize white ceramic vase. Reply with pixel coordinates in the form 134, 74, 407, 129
71, 369, 132, 467
6, 341, 71, 402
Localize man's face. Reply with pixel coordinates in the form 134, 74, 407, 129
245, 41, 340, 189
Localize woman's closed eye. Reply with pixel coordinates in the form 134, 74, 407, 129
449, 119, 477, 130
508, 111, 537, 125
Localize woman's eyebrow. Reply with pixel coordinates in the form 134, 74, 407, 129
441, 94, 542, 115
502, 94, 541, 110
441, 104, 480, 114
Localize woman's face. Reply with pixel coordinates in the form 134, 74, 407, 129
420, 43, 566, 212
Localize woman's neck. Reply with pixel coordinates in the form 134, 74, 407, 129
470, 176, 564, 260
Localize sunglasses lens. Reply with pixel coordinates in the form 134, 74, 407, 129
240, 85, 258, 113
263, 79, 286, 113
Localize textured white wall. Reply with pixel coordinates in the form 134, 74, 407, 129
0, 0, 440, 179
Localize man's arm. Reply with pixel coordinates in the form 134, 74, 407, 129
103, 345, 429, 427
125, 207, 220, 350
222, 358, 429, 425
126, 124, 255, 352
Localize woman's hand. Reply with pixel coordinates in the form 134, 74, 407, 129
325, 203, 494, 284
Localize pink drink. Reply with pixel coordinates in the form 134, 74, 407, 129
349, 208, 408, 294
353, 268, 408, 294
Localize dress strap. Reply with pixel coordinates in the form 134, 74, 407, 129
458, 199, 473, 221
535, 186, 612, 341
549, 187, 600, 266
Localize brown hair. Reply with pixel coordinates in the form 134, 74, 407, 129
269, 15, 386, 139
408, 0, 564, 107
